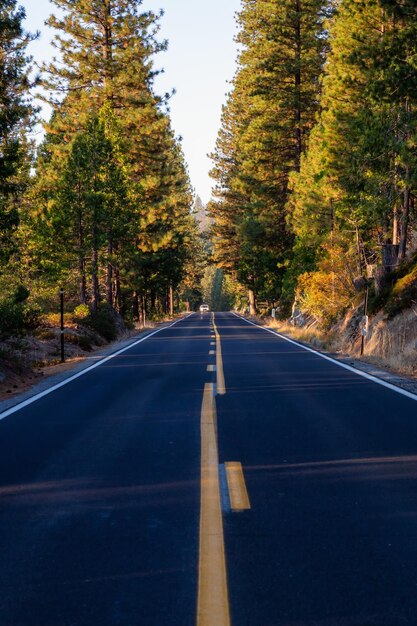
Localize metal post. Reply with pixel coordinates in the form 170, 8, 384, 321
60, 288, 65, 363
360, 284, 369, 356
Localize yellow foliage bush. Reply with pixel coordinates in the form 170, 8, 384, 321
296, 243, 356, 325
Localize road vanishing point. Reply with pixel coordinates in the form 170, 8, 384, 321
1, 312, 417, 625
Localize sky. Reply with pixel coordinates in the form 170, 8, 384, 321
20, 0, 241, 203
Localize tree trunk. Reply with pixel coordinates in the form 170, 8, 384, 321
169, 283, 174, 317
392, 202, 399, 246
374, 266, 385, 296
102, 0, 113, 100
106, 239, 113, 307
114, 267, 122, 312
91, 243, 99, 313
383, 242, 399, 272
150, 289, 156, 314
142, 295, 147, 328
355, 223, 363, 276
248, 288, 256, 316
77, 202, 86, 304
398, 185, 410, 262
79, 265, 87, 305
132, 290, 139, 321
294, 0, 302, 172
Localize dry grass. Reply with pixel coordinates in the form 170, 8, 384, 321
265, 318, 329, 348
260, 308, 417, 378
359, 310, 417, 375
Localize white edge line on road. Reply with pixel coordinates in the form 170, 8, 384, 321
232, 312, 417, 403
0, 313, 194, 422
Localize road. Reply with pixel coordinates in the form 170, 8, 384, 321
1, 312, 417, 625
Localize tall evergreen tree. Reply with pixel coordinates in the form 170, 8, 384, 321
356, 0, 417, 262
0, 1, 37, 264
30, 0, 193, 317
288, 0, 417, 305
45, 109, 129, 310
210, 0, 327, 313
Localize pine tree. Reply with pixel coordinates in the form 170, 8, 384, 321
0, 1, 37, 264
30, 108, 129, 310
210, 0, 327, 313
31, 0, 194, 317
288, 0, 417, 304
356, 0, 417, 261
40, 0, 170, 200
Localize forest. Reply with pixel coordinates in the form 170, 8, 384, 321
1, 0, 417, 372
0, 0, 205, 353
210, 0, 417, 329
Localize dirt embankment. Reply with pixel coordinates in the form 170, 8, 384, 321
334, 308, 417, 375
255, 305, 417, 380
0, 322, 143, 402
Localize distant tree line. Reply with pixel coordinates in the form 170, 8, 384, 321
210, 0, 417, 323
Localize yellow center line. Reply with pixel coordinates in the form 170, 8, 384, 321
212, 313, 226, 395
225, 462, 251, 512
197, 384, 230, 626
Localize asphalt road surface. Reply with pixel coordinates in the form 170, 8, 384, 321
1, 312, 417, 625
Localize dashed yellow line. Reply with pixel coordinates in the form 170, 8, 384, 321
225, 462, 251, 512
212, 313, 226, 395
197, 384, 230, 626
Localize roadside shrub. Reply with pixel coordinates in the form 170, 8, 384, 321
74, 303, 90, 320
78, 335, 93, 351
122, 312, 135, 330
0, 301, 25, 339
295, 242, 356, 327
84, 304, 117, 342
35, 328, 56, 341
0, 345, 25, 373
64, 332, 93, 351
22, 307, 41, 331
0, 301, 40, 340
385, 264, 417, 319
296, 269, 354, 327
43, 312, 73, 327
0, 286, 41, 339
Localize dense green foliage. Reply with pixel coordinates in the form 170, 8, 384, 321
0, 0, 37, 263
2, 0, 417, 340
288, 0, 417, 322
0, 0, 199, 339
0, 286, 39, 340
210, 0, 417, 323
210, 0, 328, 313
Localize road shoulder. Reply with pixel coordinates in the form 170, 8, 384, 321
0, 316, 189, 416
234, 312, 417, 397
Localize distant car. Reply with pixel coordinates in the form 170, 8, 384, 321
200, 304, 209, 312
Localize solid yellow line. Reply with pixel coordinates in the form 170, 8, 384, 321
225, 462, 251, 512
197, 384, 230, 626
212, 313, 226, 395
